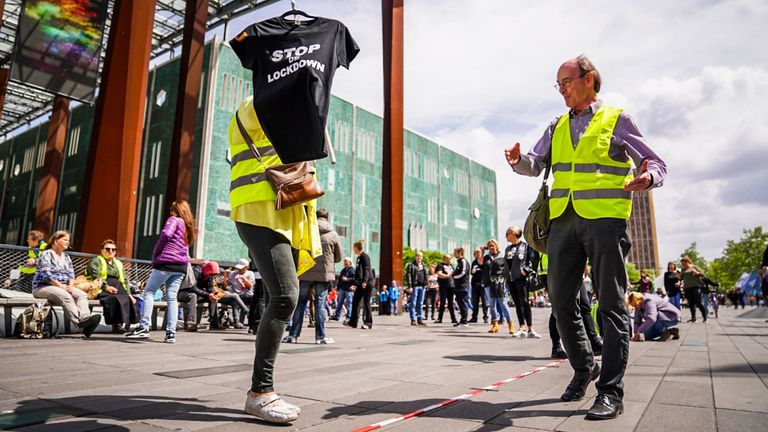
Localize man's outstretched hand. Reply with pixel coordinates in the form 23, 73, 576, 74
504, 143, 521, 167
624, 160, 652, 191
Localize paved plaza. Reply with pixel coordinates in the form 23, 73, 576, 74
1, 306, 767, 431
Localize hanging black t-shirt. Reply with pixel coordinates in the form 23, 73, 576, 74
230, 16, 359, 163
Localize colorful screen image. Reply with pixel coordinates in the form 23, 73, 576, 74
10, 0, 109, 102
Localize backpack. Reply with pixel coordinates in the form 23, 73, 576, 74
13, 303, 59, 339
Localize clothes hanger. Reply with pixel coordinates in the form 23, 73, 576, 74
281, 0, 315, 25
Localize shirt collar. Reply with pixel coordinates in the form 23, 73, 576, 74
569, 99, 603, 118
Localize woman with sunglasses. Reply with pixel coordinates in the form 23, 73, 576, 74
86, 240, 138, 333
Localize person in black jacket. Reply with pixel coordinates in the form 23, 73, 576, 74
405, 251, 428, 326
435, 254, 457, 324
347, 240, 374, 329
470, 248, 490, 323
663, 262, 682, 310
331, 258, 356, 322
177, 261, 220, 331
504, 226, 541, 338
452, 248, 471, 326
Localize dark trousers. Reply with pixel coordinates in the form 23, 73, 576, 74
176, 289, 216, 326
349, 285, 373, 328
550, 284, 600, 349
509, 279, 532, 328
437, 286, 457, 322
249, 279, 266, 332
470, 283, 489, 321
236, 223, 299, 394
455, 287, 470, 323
425, 289, 437, 318
684, 287, 707, 320
548, 205, 631, 402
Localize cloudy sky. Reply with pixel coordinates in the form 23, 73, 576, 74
229, 0, 768, 263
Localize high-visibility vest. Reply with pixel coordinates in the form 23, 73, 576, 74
539, 253, 548, 276
96, 256, 128, 292
549, 105, 633, 220
228, 105, 281, 209
19, 241, 47, 274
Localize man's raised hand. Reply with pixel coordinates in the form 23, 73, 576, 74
624, 160, 652, 191
504, 143, 521, 167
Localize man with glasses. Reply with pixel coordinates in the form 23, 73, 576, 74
505, 55, 666, 420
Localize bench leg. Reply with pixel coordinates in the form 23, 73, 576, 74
151, 308, 158, 331
4, 306, 12, 338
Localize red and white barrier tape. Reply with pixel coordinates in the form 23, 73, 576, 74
350, 359, 567, 432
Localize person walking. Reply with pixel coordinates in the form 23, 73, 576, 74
347, 240, 374, 329
505, 55, 667, 420
664, 262, 682, 310
127, 200, 196, 343
32, 230, 101, 337
469, 248, 490, 324
504, 226, 541, 338
452, 248, 471, 327
283, 209, 342, 344
331, 258, 356, 323
435, 254, 457, 324
406, 251, 428, 326
680, 256, 708, 322
485, 240, 515, 334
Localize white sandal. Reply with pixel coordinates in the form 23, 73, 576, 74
244, 393, 300, 423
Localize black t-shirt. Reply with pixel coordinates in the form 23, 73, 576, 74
230, 16, 359, 163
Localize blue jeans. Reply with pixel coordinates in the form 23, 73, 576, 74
643, 318, 679, 340
490, 295, 512, 323
390, 298, 398, 315
409, 286, 425, 320
139, 269, 184, 332
334, 290, 353, 320
668, 293, 681, 310
290, 281, 330, 340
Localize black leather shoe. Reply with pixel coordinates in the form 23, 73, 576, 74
585, 394, 623, 420
560, 362, 600, 402
669, 327, 680, 340
551, 347, 568, 359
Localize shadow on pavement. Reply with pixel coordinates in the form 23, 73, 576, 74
444, 354, 551, 363
323, 397, 584, 432
3, 394, 256, 431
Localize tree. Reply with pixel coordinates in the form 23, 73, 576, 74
402, 247, 445, 277
679, 242, 710, 273
709, 227, 768, 289
625, 262, 641, 284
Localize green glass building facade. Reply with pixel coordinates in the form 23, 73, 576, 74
0, 40, 498, 273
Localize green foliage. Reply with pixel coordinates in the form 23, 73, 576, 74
680, 242, 710, 272
625, 262, 641, 283
402, 247, 445, 274
709, 227, 768, 289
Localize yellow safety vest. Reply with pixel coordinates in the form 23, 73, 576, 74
19, 241, 47, 274
539, 253, 548, 276
228, 98, 320, 275
96, 255, 128, 292
549, 105, 633, 220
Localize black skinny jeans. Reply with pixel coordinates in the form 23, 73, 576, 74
236, 223, 299, 394
509, 279, 532, 328
470, 283, 489, 321
684, 287, 707, 320
349, 285, 373, 328
437, 286, 456, 322
424, 289, 437, 318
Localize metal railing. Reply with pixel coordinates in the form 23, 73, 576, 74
0, 244, 153, 293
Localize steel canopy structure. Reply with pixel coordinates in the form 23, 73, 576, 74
0, 0, 281, 139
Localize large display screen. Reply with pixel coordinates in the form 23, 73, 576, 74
10, 0, 109, 102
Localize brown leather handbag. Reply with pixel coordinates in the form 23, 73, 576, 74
236, 112, 324, 210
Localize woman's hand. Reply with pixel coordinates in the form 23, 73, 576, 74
130, 295, 137, 304
107, 286, 118, 294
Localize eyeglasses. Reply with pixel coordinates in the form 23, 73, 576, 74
103, 247, 117, 252
554, 71, 589, 90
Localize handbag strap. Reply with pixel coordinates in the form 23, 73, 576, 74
235, 112, 266, 168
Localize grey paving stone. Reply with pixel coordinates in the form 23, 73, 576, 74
15, 414, 133, 432
485, 394, 590, 430
652, 380, 714, 408
716, 408, 768, 432
636, 403, 715, 432
633, 355, 674, 368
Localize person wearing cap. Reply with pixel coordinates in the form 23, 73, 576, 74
505, 55, 666, 419
220, 258, 254, 329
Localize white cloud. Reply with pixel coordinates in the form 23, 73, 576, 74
235, 0, 768, 263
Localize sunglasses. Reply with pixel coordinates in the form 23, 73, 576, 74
103, 247, 117, 252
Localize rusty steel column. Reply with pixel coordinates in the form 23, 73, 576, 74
380, 0, 404, 288
76, 0, 156, 255
166, 0, 207, 204
34, 95, 70, 235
